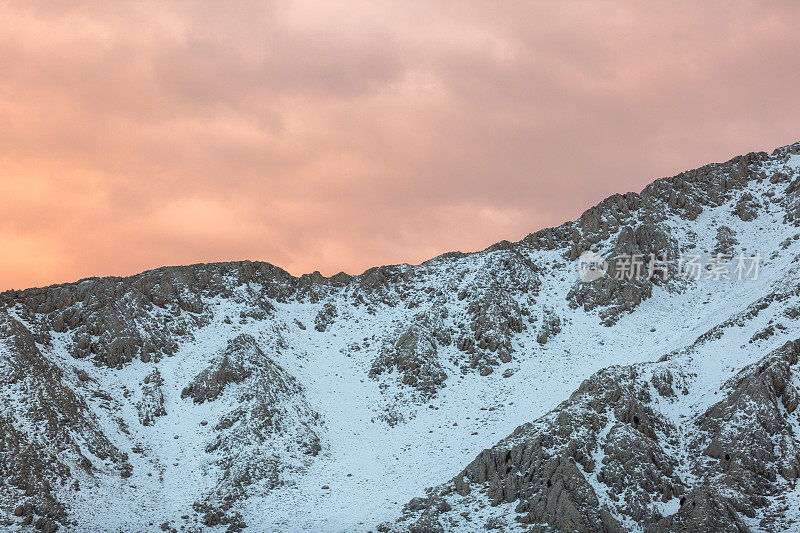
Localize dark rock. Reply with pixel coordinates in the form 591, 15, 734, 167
137, 369, 166, 425
314, 302, 338, 332
370, 312, 448, 396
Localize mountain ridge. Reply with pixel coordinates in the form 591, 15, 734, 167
2, 140, 800, 532
6, 140, 797, 296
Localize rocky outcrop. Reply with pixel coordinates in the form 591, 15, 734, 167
733, 192, 760, 222
0, 261, 297, 367
389, 365, 682, 531
650, 368, 687, 398
370, 312, 449, 396
644, 343, 800, 532
0, 416, 68, 532
0, 311, 128, 529
457, 286, 525, 374
567, 222, 677, 324
314, 302, 338, 332
393, 340, 800, 532
686, 340, 800, 528
713, 225, 739, 257
181, 335, 260, 403
137, 368, 166, 425
445, 250, 540, 374
192, 335, 323, 508
522, 146, 776, 263
358, 265, 412, 295
536, 308, 562, 345
646, 486, 749, 533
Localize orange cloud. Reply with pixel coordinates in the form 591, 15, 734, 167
2, 1, 800, 290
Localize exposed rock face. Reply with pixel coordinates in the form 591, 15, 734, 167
567, 274, 653, 326
446, 250, 539, 376
650, 367, 686, 398
734, 192, 761, 222
0, 261, 296, 367
567, 222, 677, 324
371, 312, 449, 396
393, 340, 800, 532
457, 286, 525, 374
647, 486, 749, 533
451, 365, 679, 530
314, 302, 338, 332
181, 334, 260, 403
611, 223, 679, 268
138, 368, 166, 426
194, 335, 323, 507
536, 308, 562, 345
0, 311, 127, 529
687, 341, 800, 524
713, 225, 739, 257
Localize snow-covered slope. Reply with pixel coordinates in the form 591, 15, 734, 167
2, 142, 800, 532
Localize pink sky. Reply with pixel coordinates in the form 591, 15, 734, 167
2, 1, 800, 290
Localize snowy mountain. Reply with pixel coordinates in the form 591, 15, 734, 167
2, 141, 800, 532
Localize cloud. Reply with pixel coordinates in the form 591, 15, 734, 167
1, 1, 799, 289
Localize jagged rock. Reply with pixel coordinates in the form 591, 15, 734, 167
370, 312, 448, 395
396, 339, 800, 533
0, 311, 125, 528
181, 335, 259, 403
645, 486, 749, 533
0, 261, 299, 367
399, 365, 680, 531
770, 172, 787, 184
733, 192, 760, 221
536, 308, 562, 345
357, 265, 410, 297
466, 287, 524, 353
650, 368, 677, 398
193, 335, 323, 507
691, 340, 800, 518
567, 222, 677, 324
713, 226, 739, 257
611, 223, 679, 271
455, 281, 528, 372
314, 302, 338, 332
137, 368, 166, 425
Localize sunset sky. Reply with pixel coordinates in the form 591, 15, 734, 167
2, 2, 800, 290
